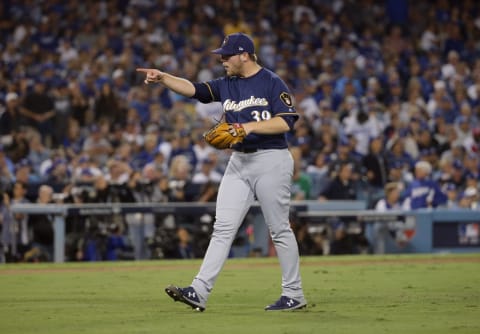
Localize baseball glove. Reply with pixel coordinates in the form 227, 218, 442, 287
203, 122, 247, 149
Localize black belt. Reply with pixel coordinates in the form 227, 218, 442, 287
235, 148, 258, 153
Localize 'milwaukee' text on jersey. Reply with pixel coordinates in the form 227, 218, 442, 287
193, 68, 299, 150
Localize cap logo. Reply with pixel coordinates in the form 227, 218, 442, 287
222, 36, 229, 46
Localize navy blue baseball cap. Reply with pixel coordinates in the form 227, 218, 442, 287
212, 33, 255, 55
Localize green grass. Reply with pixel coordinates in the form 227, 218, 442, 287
1, 254, 480, 334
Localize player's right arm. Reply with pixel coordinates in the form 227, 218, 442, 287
136, 68, 195, 97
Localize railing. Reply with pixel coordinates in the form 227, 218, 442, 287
8, 201, 480, 262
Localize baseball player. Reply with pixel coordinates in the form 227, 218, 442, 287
137, 32, 306, 311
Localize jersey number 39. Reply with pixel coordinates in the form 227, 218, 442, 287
251, 110, 272, 122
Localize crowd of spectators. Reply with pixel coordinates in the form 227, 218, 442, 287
1, 0, 480, 261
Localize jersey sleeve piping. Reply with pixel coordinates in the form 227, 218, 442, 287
192, 82, 216, 103
276, 112, 300, 118
205, 82, 215, 101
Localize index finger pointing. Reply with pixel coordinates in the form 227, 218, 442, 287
136, 68, 150, 73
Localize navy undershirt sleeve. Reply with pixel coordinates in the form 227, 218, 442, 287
192, 82, 215, 103
278, 114, 299, 131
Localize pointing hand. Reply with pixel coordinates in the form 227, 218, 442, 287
136, 68, 164, 84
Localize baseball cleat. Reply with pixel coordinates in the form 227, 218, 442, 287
165, 285, 206, 312
265, 296, 307, 311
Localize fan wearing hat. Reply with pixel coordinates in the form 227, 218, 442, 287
458, 186, 479, 209
402, 161, 448, 209
442, 183, 461, 209
1, 92, 24, 138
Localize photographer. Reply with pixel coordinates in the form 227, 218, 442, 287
25, 185, 55, 262
9, 182, 31, 261
192, 157, 221, 203
125, 170, 156, 260
72, 155, 103, 185
0, 145, 15, 191
72, 169, 135, 261
62, 182, 96, 261
166, 155, 200, 202
1, 189, 15, 263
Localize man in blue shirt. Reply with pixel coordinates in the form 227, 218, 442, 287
402, 161, 447, 209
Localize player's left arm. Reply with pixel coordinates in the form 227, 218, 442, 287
243, 79, 299, 135
242, 116, 291, 135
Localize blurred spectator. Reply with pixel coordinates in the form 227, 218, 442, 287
402, 161, 448, 209
0, 145, 15, 189
463, 127, 480, 156
144, 148, 168, 178
68, 81, 90, 127
19, 80, 56, 146
415, 128, 441, 167
320, 162, 356, 201
458, 186, 479, 209
328, 136, 362, 181
10, 181, 31, 259
13, 159, 39, 200
305, 151, 330, 199
291, 220, 324, 256
175, 227, 195, 259
195, 100, 223, 123
385, 136, 415, 172
128, 88, 151, 125
24, 185, 54, 262
169, 130, 198, 170
132, 132, 159, 169
125, 170, 156, 260
442, 182, 461, 209
91, 173, 133, 204
192, 157, 222, 185
105, 223, 133, 261
72, 155, 102, 184
93, 81, 124, 124
319, 162, 368, 254
1, 190, 14, 262
342, 105, 383, 157
150, 175, 171, 204
61, 118, 84, 157
372, 182, 416, 254
167, 155, 197, 202
192, 131, 216, 165
45, 158, 71, 192
51, 80, 72, 146
111, 68, 131, 102
82, 124, 113, 166
0, 92, 25, 141
334, 61, 363, 98
26, 131, 51, 180
362, 136, 388, 198
446, 159, 466, 189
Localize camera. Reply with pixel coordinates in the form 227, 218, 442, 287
71, 184, 97, 202
52, 193, 67, 202
135, 179, 154, 195
168, 180, 185, 190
